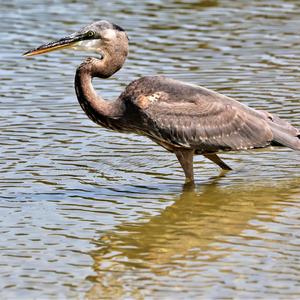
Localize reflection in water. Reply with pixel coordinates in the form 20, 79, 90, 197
1, 0, 300, 298
86, 178, 300, 299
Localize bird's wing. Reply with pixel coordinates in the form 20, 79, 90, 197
136, 91, 273, 152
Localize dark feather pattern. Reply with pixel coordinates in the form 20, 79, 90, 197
122, 76, 281, 153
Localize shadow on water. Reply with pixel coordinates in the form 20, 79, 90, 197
85, 176, 300, 299
1, 0, 300, 298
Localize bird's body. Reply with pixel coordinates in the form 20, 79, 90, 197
24, 20, 300, 183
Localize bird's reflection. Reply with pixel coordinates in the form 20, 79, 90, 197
85, 177, 300, 299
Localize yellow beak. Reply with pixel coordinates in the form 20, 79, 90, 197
23, 34, 85, 56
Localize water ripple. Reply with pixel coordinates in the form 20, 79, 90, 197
1, 0, 300, 299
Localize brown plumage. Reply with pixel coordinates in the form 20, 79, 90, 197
24, 20, 300, 183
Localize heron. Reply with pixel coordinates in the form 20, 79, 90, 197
24, 20, 300, 183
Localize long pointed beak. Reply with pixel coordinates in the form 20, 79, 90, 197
23, 34, 85, 57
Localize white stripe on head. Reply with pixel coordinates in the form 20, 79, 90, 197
72, 39, 102, 53
102, 29, 117, 40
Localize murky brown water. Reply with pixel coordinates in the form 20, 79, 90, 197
1, 0, 300, 299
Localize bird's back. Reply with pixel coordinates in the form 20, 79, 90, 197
124, 75, 236, 106
120, 76, 300, 153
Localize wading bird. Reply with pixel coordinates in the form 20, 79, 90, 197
24, 21, 300, 183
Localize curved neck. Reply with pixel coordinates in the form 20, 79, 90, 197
74, 51, 127, 129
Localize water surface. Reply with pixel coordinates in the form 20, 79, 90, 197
1, 0, 300, 299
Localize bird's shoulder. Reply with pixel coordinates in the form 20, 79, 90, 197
121, 75, 234, 110
119, 75, 257, 119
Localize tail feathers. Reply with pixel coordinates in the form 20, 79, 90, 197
271, 125, 300, 151
260, 110, 300, 151
269, 113, 299, 135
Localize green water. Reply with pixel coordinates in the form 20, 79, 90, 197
1, 0, 300, 299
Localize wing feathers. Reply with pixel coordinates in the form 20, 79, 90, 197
125, 76, 298, 153
141, 95, 273, 153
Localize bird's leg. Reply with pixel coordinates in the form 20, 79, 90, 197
174, 149, 195, 183
203, 153, 232, 170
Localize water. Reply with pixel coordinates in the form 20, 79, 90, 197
1, 0, 300, 299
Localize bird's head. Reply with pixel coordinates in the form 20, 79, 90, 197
23, 20, 129, 60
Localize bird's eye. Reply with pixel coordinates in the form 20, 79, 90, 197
87, 30, 95, 38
